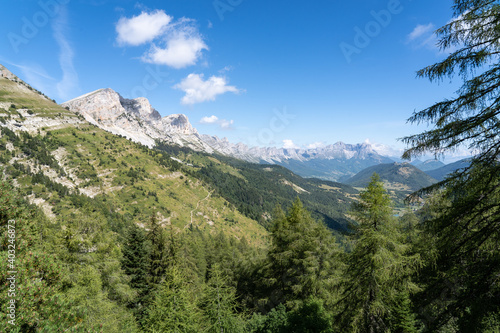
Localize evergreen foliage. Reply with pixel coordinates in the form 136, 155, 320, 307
146, 214, 170, 287
200, 263, 244, 333
143, 266, 204, 332
156, 143, 355, 231
262, 198, 341, 311
390, 292, 418, 333
122, 223, 149, 317
247, 304, 289, 333
285, 297, 333, 333
401, 0, 500, 330
336, 174, 421, 332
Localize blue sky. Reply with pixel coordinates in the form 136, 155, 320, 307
1, 0, 467, 157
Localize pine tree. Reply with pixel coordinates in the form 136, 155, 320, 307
143, 266, 204, 332
201, 263, 244, 333
263, 199, 341, 311
391, 292, 418, 333
336, 174, 420, 333
146, 214, 169, 287
402, 0, 500, 166
285, 297, 333, 333
414, 165, 500, 330
401, 0, 500, 329
121, 223, 149, 316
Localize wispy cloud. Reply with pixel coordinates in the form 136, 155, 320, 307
407, 23, 438, 50
53, 6, 79, 101
116, 10, 208, 69
219, 65, 233, 74
175, 73, 240, 105
200, 115, 234, 129
3, 6, 79, 102
408, 23, 434, 41
2, 60, 55, 96
2, 61, 55, 81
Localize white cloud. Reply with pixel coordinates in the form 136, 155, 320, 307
175, 73, 240, 105
307, 141, 325, 149
219, 119, 234, 129
283, 139, 299, 149
116, 11, 207, 68
199, 115, 234, 129
200, 115, 219, 124
219, 65, 233, 74
364, 139, 403, 157
116, 10, 171, 46
53, 6, 79, 101
408, 23, 434, 41
142, 24, 208, 68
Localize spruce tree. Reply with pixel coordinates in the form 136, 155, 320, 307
336, 174, 420, 333
391, 292, 418, 333
285, 298, 333, 333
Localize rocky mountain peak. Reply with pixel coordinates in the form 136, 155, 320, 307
62, 88, 209, 150
161, 114, 198, 135
63, 88, 124, 124
120, 95, 161, 122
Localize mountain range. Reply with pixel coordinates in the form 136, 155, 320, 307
62, 88, 406, 181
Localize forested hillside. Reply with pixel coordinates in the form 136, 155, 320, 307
1, 0, 500, 331
155, 142, 357, 231
344, 162, 437, 208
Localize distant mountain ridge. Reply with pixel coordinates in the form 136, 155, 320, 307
345, 162, 438, 192
0, 65, 356, 237
202, 134, 395, 180
411, 159, 446, 172
425, 159, 471, 181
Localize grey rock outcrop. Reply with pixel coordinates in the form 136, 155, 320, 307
62, 88, 213, 152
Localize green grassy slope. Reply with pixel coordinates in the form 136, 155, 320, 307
345, 163, 437, 191
155, 143, 357, 232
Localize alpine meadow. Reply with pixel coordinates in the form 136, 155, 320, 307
1, 0, 500, 332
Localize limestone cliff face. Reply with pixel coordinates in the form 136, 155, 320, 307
62, 89, 212, 152
161, 114, 197, 136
